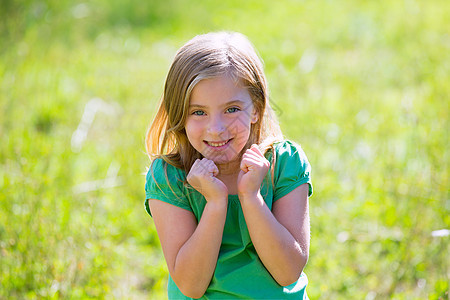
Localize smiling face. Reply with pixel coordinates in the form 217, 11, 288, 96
185, 75, 258, 168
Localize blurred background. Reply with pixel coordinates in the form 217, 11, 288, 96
0, 0, 448, 299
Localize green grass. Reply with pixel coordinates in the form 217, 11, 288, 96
1, 0, 448, 299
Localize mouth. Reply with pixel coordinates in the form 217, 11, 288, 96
204, 139, 232, 148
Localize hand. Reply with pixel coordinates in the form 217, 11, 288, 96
187, 158, 228, 203
237, 144, 270, 200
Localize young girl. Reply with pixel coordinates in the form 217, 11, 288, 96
145, 31, 313, 299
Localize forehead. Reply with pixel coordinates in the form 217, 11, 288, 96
189, 75, 252, 107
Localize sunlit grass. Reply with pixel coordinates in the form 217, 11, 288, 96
1, 0, 448, 298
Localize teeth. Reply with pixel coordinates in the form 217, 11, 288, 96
207, 140, 228, 147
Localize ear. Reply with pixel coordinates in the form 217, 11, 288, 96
251, 108, 259, 124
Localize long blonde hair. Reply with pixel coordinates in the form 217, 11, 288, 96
146, 31, 283, 173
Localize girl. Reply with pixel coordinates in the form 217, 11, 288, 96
145, 32, 313, 299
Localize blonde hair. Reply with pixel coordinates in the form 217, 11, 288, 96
146, 31, 283, 173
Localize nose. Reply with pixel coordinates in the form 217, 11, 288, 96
207, 115, 226, 136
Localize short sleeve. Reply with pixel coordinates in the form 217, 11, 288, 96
144, 158, 192, 217
273, 140, 313, 201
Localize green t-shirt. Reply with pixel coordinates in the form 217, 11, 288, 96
145, 140, 313, 299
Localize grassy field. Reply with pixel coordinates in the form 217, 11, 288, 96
1, 0, 448, 299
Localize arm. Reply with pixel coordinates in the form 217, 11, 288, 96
149, 158, 228, 298
239, 184, 310, 286
237, 145, 310, 286
149, 199, 227, 298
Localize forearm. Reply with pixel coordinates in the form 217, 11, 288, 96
172, 201, 227, 297
240, 194, 308, 286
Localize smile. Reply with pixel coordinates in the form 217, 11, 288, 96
204, 139, 232, 148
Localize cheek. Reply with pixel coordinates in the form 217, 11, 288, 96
185, 119, 209, 148
185, 120, 200, 141
227, 115, 252, 137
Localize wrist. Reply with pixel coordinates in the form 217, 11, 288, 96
204, 197, 228, 209
238, 190, 262, 204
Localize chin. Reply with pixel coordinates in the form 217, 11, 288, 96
205, 154, 232, 165
205, 151, 239, 165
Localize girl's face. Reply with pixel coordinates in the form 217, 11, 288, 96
185, 75, 258, 167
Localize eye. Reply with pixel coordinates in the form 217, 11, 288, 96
191, 110, 205, 116
226, 107, 240, 113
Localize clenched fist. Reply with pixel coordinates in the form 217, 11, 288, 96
237, 144, 270, 200
187, 158, 228, 203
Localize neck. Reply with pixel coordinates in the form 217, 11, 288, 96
216, 159, 241, 177
216, 144, 249, 176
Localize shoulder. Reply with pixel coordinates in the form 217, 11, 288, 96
271, 140, 313, 198
272, 140, 309, 164
273, 139, 303, 153
147, 157, 185, 179
145, 157, 186, 194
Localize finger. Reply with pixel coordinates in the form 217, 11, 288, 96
242, 150, 262, 162
203, 159, 217, 174
244, 147, 262, 159
198, 158, 211, 168
200, 159, 218, 177
241, 157, 262, 170
240, 154, 261, 171
190, 159, 201, 172
250, 144, 264, 157
242, 154, 270, 172
197, 160, 211, 174
240, 158, 249, 173
211, 163, 219, 177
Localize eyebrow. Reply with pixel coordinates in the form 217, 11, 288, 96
189, 100, 246, 108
